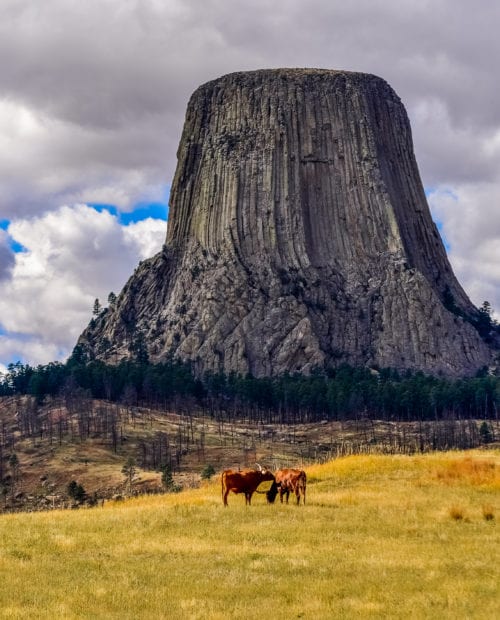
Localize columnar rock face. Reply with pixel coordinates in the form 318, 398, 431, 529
78, 69, 493, 377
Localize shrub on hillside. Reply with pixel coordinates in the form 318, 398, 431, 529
67, 480, 86, 503
161, 464, 182, 493
201, 464, 216, 480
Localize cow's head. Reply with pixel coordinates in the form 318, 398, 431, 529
266, 481, 279, 504
256, 463, 274, 478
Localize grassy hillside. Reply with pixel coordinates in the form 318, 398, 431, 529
0, 451, 498, 619
1, 395, 498, 512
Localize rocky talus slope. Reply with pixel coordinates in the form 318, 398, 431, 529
78, 69, 493, 377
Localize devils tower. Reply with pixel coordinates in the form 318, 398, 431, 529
78, 69, 493, 377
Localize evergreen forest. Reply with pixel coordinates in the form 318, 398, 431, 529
1, 350, 498, 424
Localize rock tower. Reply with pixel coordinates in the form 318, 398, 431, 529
78, 69, 493, 377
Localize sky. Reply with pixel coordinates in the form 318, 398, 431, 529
0, 0, 499, 373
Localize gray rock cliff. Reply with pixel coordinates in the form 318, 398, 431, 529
78, 69, 494, 377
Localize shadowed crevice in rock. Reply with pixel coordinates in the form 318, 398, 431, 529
78, 69, 493, 377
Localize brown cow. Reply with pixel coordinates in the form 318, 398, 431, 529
221, 465, 276, 506
272, 468, 307, 505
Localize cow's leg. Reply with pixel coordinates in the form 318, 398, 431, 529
223, 489, 230, 506
279, 488, 284, 503
246, 492, 252, 505
285, 488, 290, 504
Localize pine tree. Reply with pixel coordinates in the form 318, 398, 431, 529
161, 464, 181, 492
121, 457, 138, 494
479, 421, 493, 444
201, 464, 216, 480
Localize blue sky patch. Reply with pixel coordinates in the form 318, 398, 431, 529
435, 220, 451, 251
89, 200, 169, 225
425, 186, 458, 201
9, 239, 26, 253
0, 219, 27, 253
424, 186, 453, 251
120, 202, 168, 224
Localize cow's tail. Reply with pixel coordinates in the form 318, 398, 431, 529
302, 472, 307, 505
221, 471, 226, 504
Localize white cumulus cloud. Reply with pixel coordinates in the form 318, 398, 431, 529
0, 205, 165, 365
429, 185, 500, 320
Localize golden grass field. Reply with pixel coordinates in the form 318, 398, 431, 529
0, 450, 498, 619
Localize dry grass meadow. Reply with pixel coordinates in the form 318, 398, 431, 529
0, 450, 498, 619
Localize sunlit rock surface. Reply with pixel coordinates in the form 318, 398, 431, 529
78, 69, 493, 377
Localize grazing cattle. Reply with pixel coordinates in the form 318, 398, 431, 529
221, 464, 276, 506
273, 468, 307, 505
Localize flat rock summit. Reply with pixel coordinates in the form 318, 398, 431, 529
78, 68, 494, 377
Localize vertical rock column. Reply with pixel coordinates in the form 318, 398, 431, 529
78, 69, 493, 377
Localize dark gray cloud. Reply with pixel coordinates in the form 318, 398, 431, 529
1, 0, 500, 217
0, 231, 14, 280
0, 0, 499, 364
